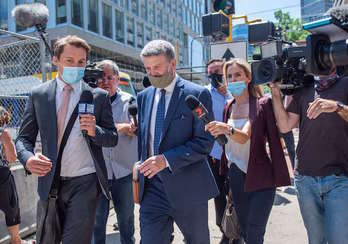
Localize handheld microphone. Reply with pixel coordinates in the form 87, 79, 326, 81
128, 103, 138, 127
12, 3, 49, 29
185, 95, 227, 146
79, 91, 95, 137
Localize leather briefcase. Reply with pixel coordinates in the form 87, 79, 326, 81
132, 162, 141, 204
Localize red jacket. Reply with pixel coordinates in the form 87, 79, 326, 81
221, 95, 291, 192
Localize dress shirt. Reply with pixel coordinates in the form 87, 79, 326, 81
148, 75, 178, 167
206, 84, 231, 160
56, 77, 95, 177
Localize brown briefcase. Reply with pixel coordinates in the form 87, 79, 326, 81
132, 162, 140, 204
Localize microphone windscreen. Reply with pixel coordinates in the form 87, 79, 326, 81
80, 90, 94, 104
12, 3, 49, 29
185, 95, 200, 111
327, 5, 348, 22
128, 104, 138, 116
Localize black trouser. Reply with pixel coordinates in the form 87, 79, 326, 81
229, 164, 275, 244
58, 173, 101, 244
207, 156, 227, 228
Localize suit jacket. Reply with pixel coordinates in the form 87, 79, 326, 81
221, 96, 291, 192
137, 77, 219, 209
15, 79, 118, 200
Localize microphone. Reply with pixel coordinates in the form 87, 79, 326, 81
185, 95, 227, 146
79, 91, 95, 137
327, 5, 348, 22
12, 3, 49, 29
128, 103, 138, 127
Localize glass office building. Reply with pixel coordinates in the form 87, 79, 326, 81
0, 0, 206, 86
301, 0, 333, 23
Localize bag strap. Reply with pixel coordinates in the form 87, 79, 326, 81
49, 104, 79, 198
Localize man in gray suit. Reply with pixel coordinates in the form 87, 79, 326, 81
15, 35, 118, 244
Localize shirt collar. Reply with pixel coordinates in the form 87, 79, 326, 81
56, 76, 81, 94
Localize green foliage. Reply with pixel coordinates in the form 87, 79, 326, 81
274, 10, 309, 42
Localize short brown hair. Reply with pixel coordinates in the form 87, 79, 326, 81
223, 58, 264, 98
206, 58, 224, 72
53, 35, 91, 59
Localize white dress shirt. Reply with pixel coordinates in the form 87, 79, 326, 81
56, 77, 95, 177
148, 75, 178, 160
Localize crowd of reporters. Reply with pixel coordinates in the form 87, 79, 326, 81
0, 34, 347, 244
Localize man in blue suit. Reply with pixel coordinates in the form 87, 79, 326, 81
137, 40, 219, 244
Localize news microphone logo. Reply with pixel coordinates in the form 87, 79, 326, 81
78, 103, 95, 114
193, 106, 206, 119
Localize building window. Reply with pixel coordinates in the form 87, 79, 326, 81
155, 31, 160, 39
163, 15, 168, 32
141, 0, 147, 20
161, 34, 166, 40
145, 26, 152, 44
102, 3, 112, 38
115, 9, 125, 43
88, 0, 99, 33
131, 0, 138, 15
0, 0, 8, 34
172, 1, 177, 17
71, 0, 83, 27
56, 0, 67, 24
137, 22, 144, 49
171, 19, 175, 37
157, 7, 163, 29
34, 0, 46, 3
127, 16, 135, 46
149, 2, 155, 25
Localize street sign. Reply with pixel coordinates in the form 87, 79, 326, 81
210, 41, 248, 61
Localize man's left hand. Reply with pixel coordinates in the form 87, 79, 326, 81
139, 155, 166, 179
80, 114, 96, 137
307, 98, 338, 119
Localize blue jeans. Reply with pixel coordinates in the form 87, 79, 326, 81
294, 173, 348, 244
92, 174, 135, 244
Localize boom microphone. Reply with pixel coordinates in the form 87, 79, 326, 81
12, 3, 49, 29
79, 91, 95, 137
327, 5, 348, 23
185, 95, 227, 146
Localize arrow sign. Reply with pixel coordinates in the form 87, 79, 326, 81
210, 41, 247, 61
222, 48, 234, 60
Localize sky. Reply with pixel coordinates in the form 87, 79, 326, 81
234, 0, 302, 23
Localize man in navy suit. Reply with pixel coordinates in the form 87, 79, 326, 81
137, 40, 219, 244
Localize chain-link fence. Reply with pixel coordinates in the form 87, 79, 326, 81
0, 38, 49, 137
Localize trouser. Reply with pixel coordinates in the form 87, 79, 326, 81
228, 164, 275, 244
294, 173, 348, 244
93, 174, 135, 244
140, 176, 210, 244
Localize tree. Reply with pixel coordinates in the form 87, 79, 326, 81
274, 10, 309, 42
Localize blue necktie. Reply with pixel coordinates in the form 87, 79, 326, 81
153, 89, 166, 155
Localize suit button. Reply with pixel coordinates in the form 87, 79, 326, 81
186, 153, 190, 156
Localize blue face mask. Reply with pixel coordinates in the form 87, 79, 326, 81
227, 81, 247, 97
62, 66, 85, 84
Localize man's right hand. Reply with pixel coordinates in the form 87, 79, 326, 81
26, 153, 52, 177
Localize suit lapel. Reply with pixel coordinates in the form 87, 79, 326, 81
143, 87, 156, 159
161, 78, 184, 143
47, 80, 58, 158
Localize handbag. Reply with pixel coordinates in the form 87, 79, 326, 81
132, 161, 141, 204
221, 190, 241, 240
37, 105, 78, 244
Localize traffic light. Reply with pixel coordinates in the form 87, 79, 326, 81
202, 12, 229, 40
213, 0, 235, 15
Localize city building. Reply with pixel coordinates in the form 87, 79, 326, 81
0, 0, 206, 88
301, 0, 333, 23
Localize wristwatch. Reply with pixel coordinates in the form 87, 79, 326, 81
229, 125, 235, 136
336, 101, 344, 113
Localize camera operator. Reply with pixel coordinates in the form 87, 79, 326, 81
92, 60, 137, 244
205, 58, 231, 244
0, 107, 22, 244
270, 67, 348, 243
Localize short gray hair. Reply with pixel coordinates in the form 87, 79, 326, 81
96, 59, 119, 76
140, 40, 176, 60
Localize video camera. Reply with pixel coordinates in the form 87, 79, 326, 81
248, 4, 348, 93
83, 62, 104, 88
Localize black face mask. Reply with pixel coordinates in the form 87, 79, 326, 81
208, 73, 223, 89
